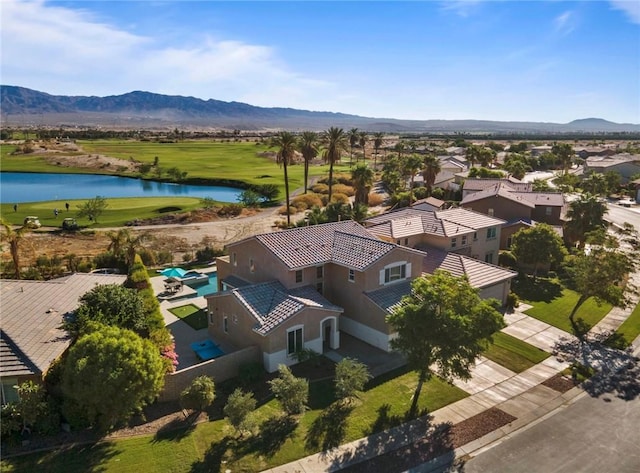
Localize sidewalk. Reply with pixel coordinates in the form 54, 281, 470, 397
262, 296, 639, 473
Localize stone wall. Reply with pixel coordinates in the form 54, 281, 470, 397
159, 345, 260, 402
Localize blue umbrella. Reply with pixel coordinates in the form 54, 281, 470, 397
161, 267, 187, 278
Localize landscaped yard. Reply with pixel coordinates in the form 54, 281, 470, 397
610, 302, 640, 347
169, 304, 208, 330
1, 367, 468, 473
483, 332, 550, 373
513, 277, 612, 333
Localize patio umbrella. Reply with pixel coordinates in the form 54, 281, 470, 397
161, 267, 187, 278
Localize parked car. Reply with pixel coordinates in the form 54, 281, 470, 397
23, 216, 41, 228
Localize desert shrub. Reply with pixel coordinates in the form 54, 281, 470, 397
318, 174, 352, 186
322, 193, 349, 206
278, 205, 297, 215
218, 203, 243, 217
367, 193, 385, 207
195, 245, 223, 263
331, 184, 355, 197
138, 249, 156, 267
77, 260, 94, 273
413, 187, 428, 200
291, 193, 323, 211
156, 251, 173, 265
310, 183, 329, 194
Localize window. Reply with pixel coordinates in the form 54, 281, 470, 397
287, 327, 303, 355
546, 206, 553, 216
316, 282, 323, 294
348, 269, 355, 282
384, 264, 406, 283
232, 252, 237, 266
295, 270, 303, 283
451, 237, 457, 248
249, 258, 255, 273
473, 232, 478, 241
316, 266, 323, 279
462, 235, 467, 245
488, 208, 494, 216
223, 315, 228, 333
404, 238, 409, 246
486, 227, 497, 239
485, 252, 494, 264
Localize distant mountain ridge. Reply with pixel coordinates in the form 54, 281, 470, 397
1, 85, 638, 133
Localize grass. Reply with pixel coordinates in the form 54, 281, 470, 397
608, 302, 640, 348
483, 332, 550, 373
169, 304, 208, 330
513, 277, 612, 333
1, 367, 468, 473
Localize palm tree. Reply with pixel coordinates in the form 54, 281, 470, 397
394, 141, 406, 161
465, 144, 479, 167
373, 132, 384, 168
271, 131, 298, 227
321, 127, 348, 204
348, 128, 359, 166
298, 131, 319, 194
565, 193, 608, 248
1, 220, 30, 279
352, 164, 374, 206
503, 159, 530, 180
552, 142, 574, 175
404, 154, 424, 206
422, 154, 442, 195
106, 228, 149, 268
359, 132, 368, 163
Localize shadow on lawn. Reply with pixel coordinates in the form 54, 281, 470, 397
512, 276, 563, 303
152, 412, 199, 443
305, 400, 354, 452
189, 436, 231, 473
554, 330, 640, 401
233, 414, 298, 459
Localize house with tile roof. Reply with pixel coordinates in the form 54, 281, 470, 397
0, 273, 127, 403
461, 181, 567, 226
583, 153, 640, 183
365, 207, 505, 264
209, 221, 426, 371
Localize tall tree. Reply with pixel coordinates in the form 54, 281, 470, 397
565, 242, 636, 331
1, 220, 30, 279
373, 132, 384, 167
581, 172, 608, 196
271, 131, 297, 227
62, 324, 165, 430
394, 141, 406, 161
403, 153, 423, 206
351, 163, 374, 206
511, 224, 567, 278
224, 388, 257, 437
359, 131, 368, 163
465, 144, 480, 167
348, 128, 359, 166
298, 131, 319, 194
503, 158, 531, 180
387, 271, 504, 414
552, 142, 574, 175
422, 154, 442, 195
268, 365, 308, 416
565, 193, 608, 248
321, 127, 348, 204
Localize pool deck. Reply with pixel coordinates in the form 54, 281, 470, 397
151, 266, 234, 370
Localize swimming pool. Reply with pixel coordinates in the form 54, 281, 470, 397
184, 272, 218, 297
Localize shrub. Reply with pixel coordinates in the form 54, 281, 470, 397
268, 365, 308, 416
278, 205, 297, 215
310, 183, 329, 194
180, 375, 215, 412
331, 184, 355, 197
505, 292, 520, 310
195, 245, 223, 263
498, 250, 518, 269
218, 203, 243, 217
239, 362, 265, 388
291, 193, 323, 211
325, 193, 349, 205
224, 388, 257, 436
367, 193, 385, 207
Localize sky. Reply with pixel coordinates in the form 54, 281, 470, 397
1, 0, 639, 124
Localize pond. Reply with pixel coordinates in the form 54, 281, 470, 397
0, 172, 244, 203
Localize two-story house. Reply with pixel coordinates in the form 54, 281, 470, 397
208, 221, 426, 371
365, 207, 505, 265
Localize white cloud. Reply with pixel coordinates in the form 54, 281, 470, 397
554, 10, 576, 35
0, 0, 337, 109
439, 0, 483, 18
609, 0, 640, 24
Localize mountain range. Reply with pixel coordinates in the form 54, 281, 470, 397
1, 85, 639, 133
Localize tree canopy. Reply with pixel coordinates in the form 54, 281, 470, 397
76, 196, 108, 223
268, 365, 308, 416
180, 375, 215, 412
62, 324, 165, 430
334, 357, 371, 402
511, 224, 567, 277
387, 270, 504, 413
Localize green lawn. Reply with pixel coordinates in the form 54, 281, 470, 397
169, 304, 208, 330
610, 302, 640, 348
483, 332, 550, 373
513, 277, 612, 333
1, 367, 467, 473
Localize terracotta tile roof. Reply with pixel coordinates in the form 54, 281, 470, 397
463, 178, 532, 193
249, 221, 392, 270
436, 207, 506, 229
0, 273, 127, 377
364, 280, 412, 314
461, 183, 536, 208
227, 281, 342, 335
422, 249, 516, 288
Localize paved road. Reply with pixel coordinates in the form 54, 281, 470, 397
605, 203, 640, 232
462, 394, 640, 473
